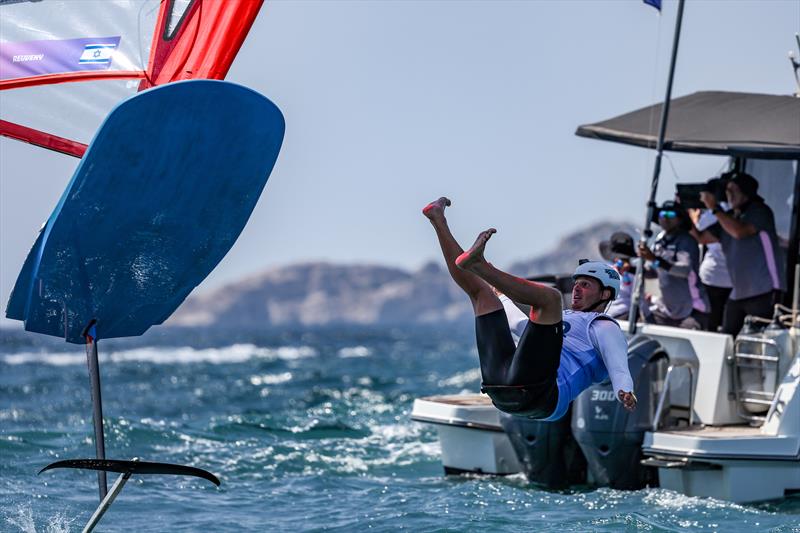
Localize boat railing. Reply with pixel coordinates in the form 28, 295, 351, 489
652, 362, 695, 431
729, 335, 782, 424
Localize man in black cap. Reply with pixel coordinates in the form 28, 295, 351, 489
692, 172, 786, 335
599, 231, 637, 319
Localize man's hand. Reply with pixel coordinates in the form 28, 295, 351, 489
637, 242, 657, 262
687, 207, 702, 226
618, 390, 637, 411
700, 191, 717, 211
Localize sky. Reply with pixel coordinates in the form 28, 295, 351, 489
1, 0, 799, 324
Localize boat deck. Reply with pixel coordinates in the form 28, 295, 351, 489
411, 394, 504, 431
646, 423, 800, 459
420, 394, 491, 406
659, 425, 765, 439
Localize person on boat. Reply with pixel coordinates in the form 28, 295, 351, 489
691, 172, 786, 335
598, 231, 637, 320
423, 197, 636, 421
637, 200, 710, 330
688, 175, 733, 332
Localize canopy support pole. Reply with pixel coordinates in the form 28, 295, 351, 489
786, 161, 800, 307
83, 320, 107, 500
628, 0, 686, 335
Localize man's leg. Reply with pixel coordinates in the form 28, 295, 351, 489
722, 297, 747, 335
704, 284, 731, 332
456, 230, 563, 325
422, 198, 502, 316
423, 198, 511, 384
743, 291, 775, 322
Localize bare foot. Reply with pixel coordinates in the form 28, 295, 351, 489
422, 197, 451, 222
456, 228, 496, 270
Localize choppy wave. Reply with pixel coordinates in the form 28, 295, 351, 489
3, 326, 799, 532
1, 343, 317, 366
338, 346, 372, 358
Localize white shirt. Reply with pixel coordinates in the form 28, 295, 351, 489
696, 207, 732, 289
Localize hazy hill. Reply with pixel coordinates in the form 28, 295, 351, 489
169, 220, 636, 328
509, 220, 638, 277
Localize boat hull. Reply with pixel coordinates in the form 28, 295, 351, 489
411, 395, 521, 475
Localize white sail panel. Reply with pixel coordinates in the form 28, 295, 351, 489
165, 0, 193, 39
0, 0, 159, 80
0, 79, 139, 145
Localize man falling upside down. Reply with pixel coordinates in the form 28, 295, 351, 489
423, 197, 637, 420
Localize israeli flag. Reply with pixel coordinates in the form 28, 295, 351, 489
79, 43, 116, 65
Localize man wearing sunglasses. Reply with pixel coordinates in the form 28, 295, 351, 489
691, 172, 785, 335
637, 200, 710, 330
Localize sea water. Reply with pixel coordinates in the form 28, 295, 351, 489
1, 325, 799, 532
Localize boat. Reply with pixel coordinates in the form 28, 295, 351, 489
412, 91, 800, 503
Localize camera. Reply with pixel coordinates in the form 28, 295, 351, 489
675, 172, 732, 209
675, 183, 707, 209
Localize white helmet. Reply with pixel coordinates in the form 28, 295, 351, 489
573, 260, 620, 299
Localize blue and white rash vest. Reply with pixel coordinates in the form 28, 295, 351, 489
499, 296, 634, 421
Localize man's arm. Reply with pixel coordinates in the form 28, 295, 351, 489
590, 319, 636, 411
688, 208, 720, 244
689, 226, 719, 245
672, 250, 692, 278
714, 210, 757, 239
700, 191, 757, 239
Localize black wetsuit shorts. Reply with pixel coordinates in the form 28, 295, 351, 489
475, 308, 562, 419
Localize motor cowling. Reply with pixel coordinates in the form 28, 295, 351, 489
499, 405, 587, 489
571, 334, 667, 489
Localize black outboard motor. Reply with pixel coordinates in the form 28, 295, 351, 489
499, 406, 587, 489
571, 334, 667, 489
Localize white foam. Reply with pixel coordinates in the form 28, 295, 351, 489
250, 372, 293, 385
1, 344, 317, 366
2, 352, 84, 367
437, 368, 481, 387
3, 504, 74, 533
2, 505, 35, 533
322, 422, 441, 469
338, 346, 371, 358
641, 488, 757, 513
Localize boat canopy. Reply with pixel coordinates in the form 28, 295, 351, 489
575, 91, 800, 160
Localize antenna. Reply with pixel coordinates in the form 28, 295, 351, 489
790, 33, 800, 97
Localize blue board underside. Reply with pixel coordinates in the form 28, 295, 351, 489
6, 80, 285, 343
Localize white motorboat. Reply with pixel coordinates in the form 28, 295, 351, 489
412, 315, 800, 503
